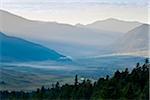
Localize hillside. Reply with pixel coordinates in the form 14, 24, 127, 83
0, 32, 66, 62
113, 24, 149, 56
0, 10, 143, 58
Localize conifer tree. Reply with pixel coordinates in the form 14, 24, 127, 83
75, 75, 78, 86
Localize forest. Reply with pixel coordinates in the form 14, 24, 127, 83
0, 58, 149, 100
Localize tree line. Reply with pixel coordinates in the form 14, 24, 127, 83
0, 59, 149, 100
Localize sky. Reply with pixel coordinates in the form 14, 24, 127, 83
0, 0, 149, 25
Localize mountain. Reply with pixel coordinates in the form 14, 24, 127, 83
0, 10, 147, 58
113, 24, 149, 56
85, 18, 142, 33
0, 10, 142, 58
0, 10, 117, 45
0, 32, 67, 62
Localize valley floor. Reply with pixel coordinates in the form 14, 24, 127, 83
0, 55, 145, 91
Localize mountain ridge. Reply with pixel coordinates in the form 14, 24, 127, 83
0, 10, 148, 58
112, 24, 149, 56
0, 32, 69, 62
85, 18, 142, 33
0, 10, 143, 27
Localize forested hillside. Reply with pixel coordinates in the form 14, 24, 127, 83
0, 59, 149, 100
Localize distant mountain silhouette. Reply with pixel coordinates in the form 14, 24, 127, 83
0, 10, 148, 58
0, 32, 67, 62
85, 18, 142, 33
113, 24, 149, 56
0, 10, 127, 57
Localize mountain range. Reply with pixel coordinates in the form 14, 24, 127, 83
0, 10, 149, 58
76, 18, 141, 33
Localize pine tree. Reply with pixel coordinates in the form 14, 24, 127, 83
75, 75, 78, 86
55, 81, 60, 89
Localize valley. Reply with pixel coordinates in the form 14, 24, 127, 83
0, 55, 145, 91
0, 10, 149, 91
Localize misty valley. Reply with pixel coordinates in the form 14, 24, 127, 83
0, 9, 149, 100
0, 55, 146, 91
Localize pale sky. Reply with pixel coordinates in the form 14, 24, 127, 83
0, 0, 149, 25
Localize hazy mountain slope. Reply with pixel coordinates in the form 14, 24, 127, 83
113, 24, 149, 55
0, 10, 116, 45
0, 10, 132, 58
85, 18, 142, 33
0, 32, 66, 62
0, 10, 147, 58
